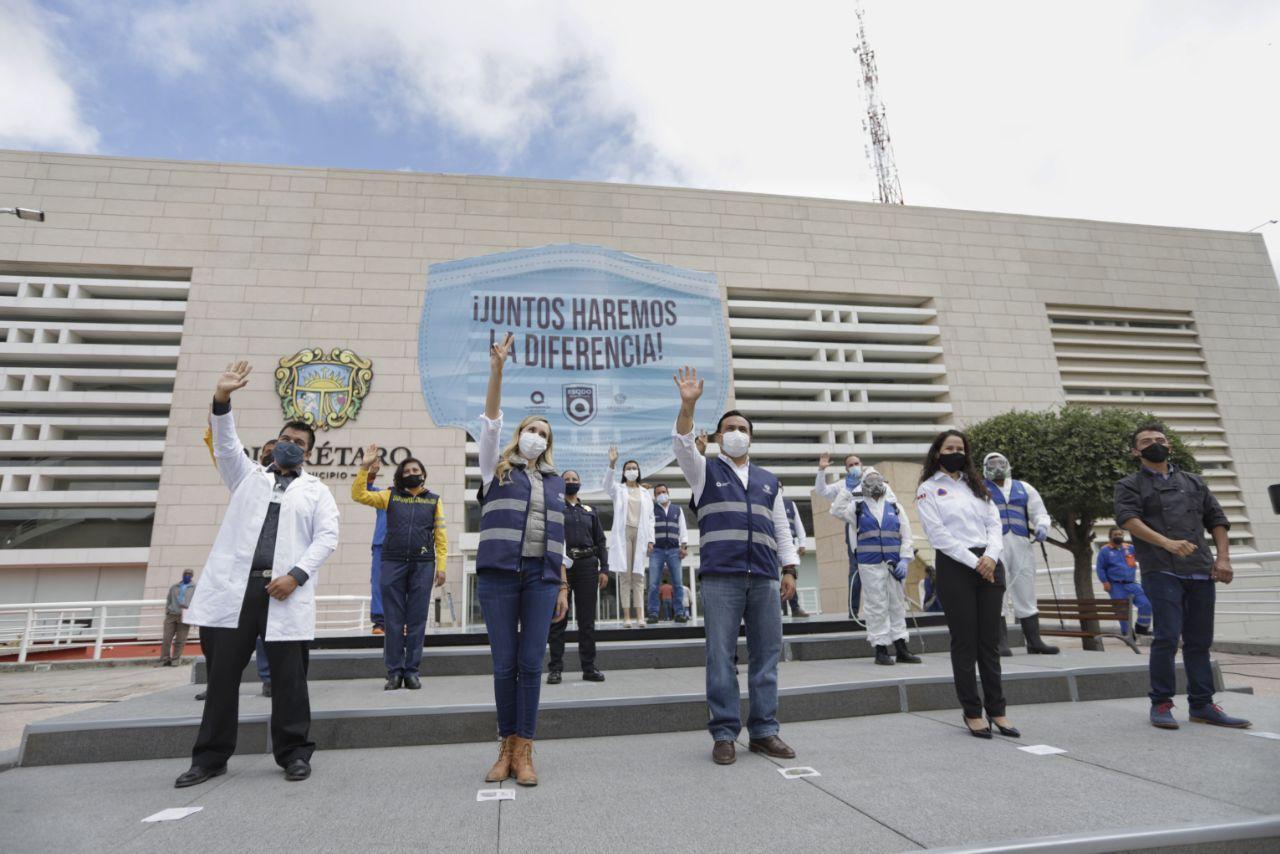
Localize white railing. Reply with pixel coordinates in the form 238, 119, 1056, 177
0, 596, 374, 663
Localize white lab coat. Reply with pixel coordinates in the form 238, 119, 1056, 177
602, 468, 654, 576
184, 409, 340, 641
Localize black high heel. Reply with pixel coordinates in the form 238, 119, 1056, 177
964, 715, 992, 739
987, 715, 1021, 738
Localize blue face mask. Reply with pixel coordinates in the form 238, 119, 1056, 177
845, 467, 861, 488
272, 441, 305, 469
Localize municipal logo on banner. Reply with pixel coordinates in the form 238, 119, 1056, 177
275, 347, 373, 430
563, 384, 596, 425
418, 244, 730, 489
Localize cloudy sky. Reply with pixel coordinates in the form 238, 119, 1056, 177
2, 0, 1277, 268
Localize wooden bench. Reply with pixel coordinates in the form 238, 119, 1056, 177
1036, 597, 1141, 653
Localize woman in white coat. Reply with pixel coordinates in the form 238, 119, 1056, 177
603, 446, 655, 627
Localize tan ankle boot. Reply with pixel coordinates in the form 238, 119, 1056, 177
484, 735, 516, 782
511, 736, 538, 786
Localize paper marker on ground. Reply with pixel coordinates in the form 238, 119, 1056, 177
1019, 744, 1067, 756
1246, 731, 1280, 740
778, 767, 821, 779
477, 789, 515, 802
142, 807, 203, 823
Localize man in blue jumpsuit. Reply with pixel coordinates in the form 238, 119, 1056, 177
1095, 527, 1151, 636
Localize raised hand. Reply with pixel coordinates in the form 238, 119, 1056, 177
673, 366, 704, 404
490, 331, 515, 372
608, 445, 619, 466
214, 360, 252, 403
360, 443, 379, 469
818, 451, 830, 471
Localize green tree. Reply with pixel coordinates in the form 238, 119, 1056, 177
966, 406, 1199, 650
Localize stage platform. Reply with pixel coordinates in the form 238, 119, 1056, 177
3, 693, 1277, 854
196, 624, 1023, 682
17, 646, 1214, 768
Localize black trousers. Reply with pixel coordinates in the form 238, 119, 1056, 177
937, 550, 1007, 718
192, 576, 314, 769
547, 561, 601, 673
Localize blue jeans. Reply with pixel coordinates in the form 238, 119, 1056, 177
701, 572, 782, 742
1107, 580, 1152, 636
1143, 572, 1215, 706
254, 635, 270, 682
381, 558, 434, 678
647, 548, 684, 617
370, 545, 384, 627
477, 558, 561, 739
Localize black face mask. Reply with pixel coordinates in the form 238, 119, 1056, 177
1110, 536, 1124, 545
1139, 443, 1170, 463
401, 474, 425, 489
564, 482, 581, 496
938, 452, 967, 473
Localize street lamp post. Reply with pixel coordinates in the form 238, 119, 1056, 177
1, 207, 45, 222
1247, 219, 1277, 232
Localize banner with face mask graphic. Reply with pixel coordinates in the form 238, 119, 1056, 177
419, 244, 731, 490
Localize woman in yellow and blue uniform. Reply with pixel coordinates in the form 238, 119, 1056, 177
353, 445, 448, 691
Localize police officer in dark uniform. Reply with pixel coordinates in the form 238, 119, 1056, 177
547, 469, 610, 684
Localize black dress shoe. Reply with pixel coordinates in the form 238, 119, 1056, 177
384, 676, 403, 690
712, 740, 736, 765
261, 681, 271, 698
582, 670, 606, 682
174, 764, 226, 788
284, 759, 311, 782
194, 691, 207, 701
674, 614, 688, 623
403, 675, 422, 690
546, 670, 562, 684
987, 716, 1021, 738
645, 615, 658, 624
964, 715, 993, 739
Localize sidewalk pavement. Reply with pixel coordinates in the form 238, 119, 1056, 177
1, 692, 1276, 854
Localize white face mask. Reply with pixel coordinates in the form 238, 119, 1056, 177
518, 431, 547, 460
657, 493, 670, 505
624, 468, 639, 482
720, 430, 750, 458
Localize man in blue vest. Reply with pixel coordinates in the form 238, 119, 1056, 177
780, 498, 810, 618
982, 453, 1059, 655
831, 468, 922, 665
815, 452, 867, 618
1095, 527, 1152, 636
673, 366, 799, 766
646, 483, 689, 623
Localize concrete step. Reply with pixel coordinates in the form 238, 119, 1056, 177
194, 624, 1027, 683
18, 649, 1213, 767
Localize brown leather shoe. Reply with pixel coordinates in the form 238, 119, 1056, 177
711, 740, 736, 765
748, 735, 795, 759
484, 735, 515, 782
511, 736, 538, 786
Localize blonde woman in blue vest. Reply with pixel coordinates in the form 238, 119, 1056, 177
477, 332, 569, 786
603, 445, 655, 627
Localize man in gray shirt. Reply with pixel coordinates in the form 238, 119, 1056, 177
1113, 422, 1249, 730
160, 570, 195, 666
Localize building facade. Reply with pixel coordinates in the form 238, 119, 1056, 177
1, 149, 1276, 640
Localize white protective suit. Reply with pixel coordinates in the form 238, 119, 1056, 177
983, 453, 1051, 621
831, 468, 913, 647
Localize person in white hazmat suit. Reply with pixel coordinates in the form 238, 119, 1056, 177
831, 468, 923, 666
982, 452, 1059, 656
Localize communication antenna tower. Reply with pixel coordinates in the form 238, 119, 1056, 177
854, 5, 903, 204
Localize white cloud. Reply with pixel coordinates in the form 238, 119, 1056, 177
126, 0, 1279, 258
0, 0, 99, 153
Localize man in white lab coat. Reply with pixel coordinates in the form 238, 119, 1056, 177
176, 361, 340, 788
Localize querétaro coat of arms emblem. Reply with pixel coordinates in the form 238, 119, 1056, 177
274, 347, 374, 430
